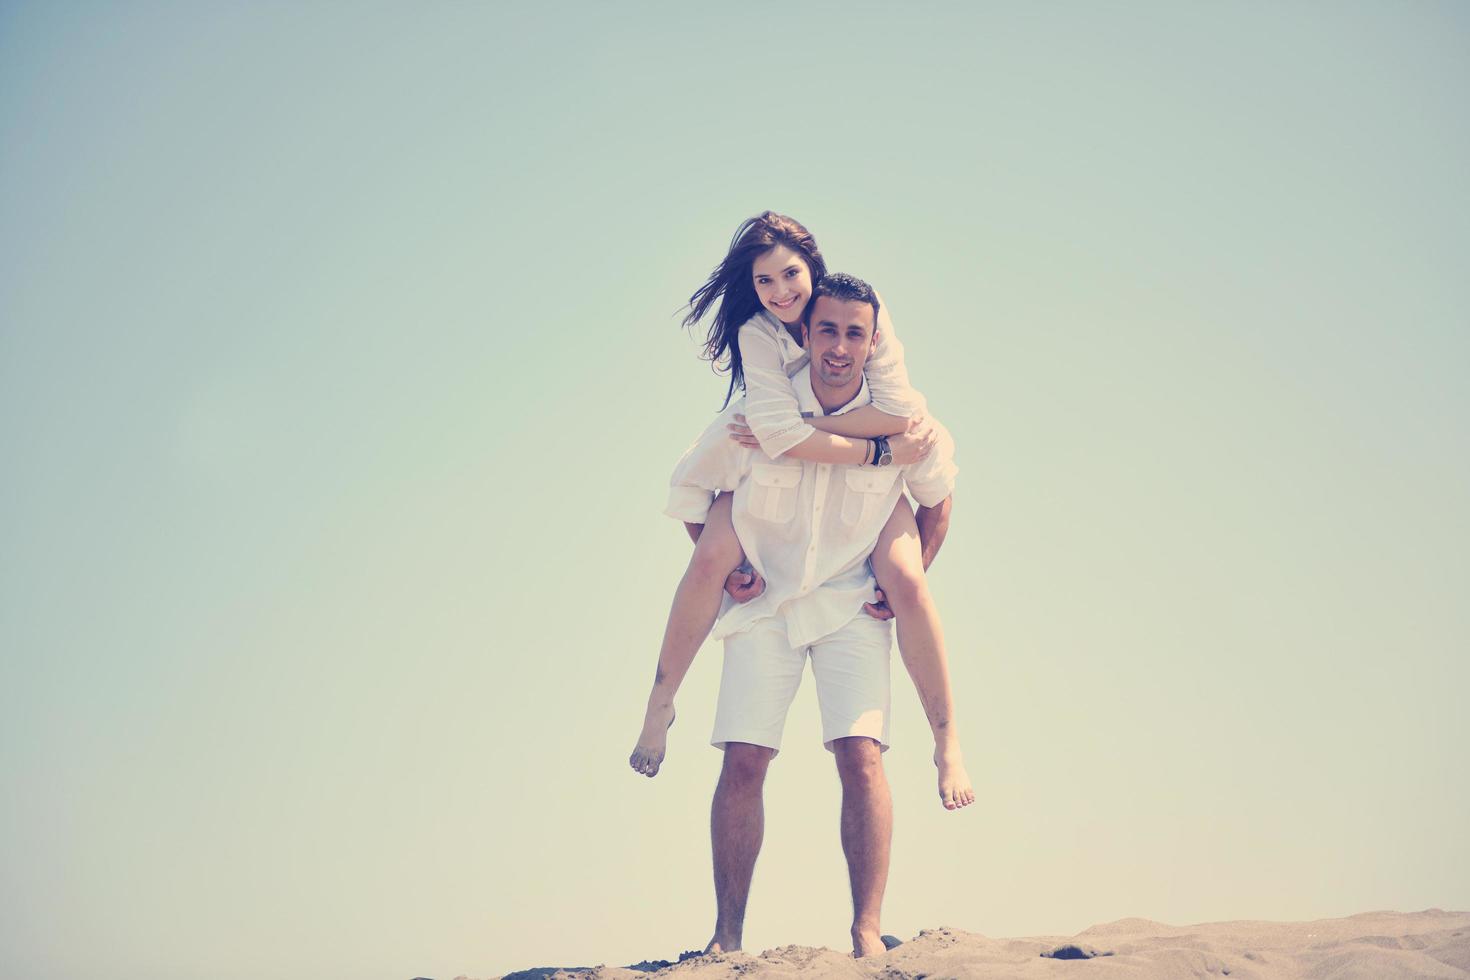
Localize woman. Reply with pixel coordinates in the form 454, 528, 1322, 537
629, 212, 974, 811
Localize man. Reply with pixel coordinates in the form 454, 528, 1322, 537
664, 273, 960, 959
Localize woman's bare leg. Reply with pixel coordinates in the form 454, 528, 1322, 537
869, 498, 975, 810
630, 492, 744, 777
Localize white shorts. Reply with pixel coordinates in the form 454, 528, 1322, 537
710, 611, 892, 755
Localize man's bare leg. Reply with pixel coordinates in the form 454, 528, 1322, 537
869, 499, 975, 810
630, 493, 743, 777
706, 742, 774, 953
833, 736, 892, 958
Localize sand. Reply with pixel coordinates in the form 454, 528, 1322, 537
483, 909, 1470, 979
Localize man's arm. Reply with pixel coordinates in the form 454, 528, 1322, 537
914, 495, 952, 571
904, 417, 958, 569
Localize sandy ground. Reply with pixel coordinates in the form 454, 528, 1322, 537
483, 909, 1470, 979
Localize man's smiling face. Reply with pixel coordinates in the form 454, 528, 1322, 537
803, 294, 878, 391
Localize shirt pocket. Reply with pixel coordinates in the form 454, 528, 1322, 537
840, 468, 899, 527
748, 463, 802, 524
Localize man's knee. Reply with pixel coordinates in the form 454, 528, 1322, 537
833, 737, 885, 786
720, 743, 775, 788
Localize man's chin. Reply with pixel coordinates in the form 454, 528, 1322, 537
817, 369, 855, 388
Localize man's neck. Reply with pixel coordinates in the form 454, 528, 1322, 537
812, 376, 863, 416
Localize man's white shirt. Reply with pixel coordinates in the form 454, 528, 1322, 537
666, 366, 957, 649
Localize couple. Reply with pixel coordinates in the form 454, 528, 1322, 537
628, 214, 973, 960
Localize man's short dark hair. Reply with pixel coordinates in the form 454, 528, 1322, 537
805, 272, 880, 328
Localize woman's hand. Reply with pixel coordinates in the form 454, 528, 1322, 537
888, 415, 936, 465
726, 414, 762, 450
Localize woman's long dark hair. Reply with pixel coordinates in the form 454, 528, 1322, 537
683, 211, 827, 409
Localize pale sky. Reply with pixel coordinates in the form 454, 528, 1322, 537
2, 3, 1467, 979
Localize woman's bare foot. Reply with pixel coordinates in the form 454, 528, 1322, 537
628, 702, 676, 777
934, 744, 975, 810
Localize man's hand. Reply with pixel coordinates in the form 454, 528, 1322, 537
888, 416, 937, 465
862, 588, 895, 621
726, 414, 761, 450
724, 562, 766, 603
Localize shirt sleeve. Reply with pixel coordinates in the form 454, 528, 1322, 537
866, 290, 928, 418
737, 319, 815, 460
902, 418, 957, 508
665, 410, 751, 524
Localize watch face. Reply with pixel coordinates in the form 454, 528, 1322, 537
879, 452, 893, 466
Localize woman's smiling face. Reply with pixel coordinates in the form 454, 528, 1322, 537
750, 244, 813, 325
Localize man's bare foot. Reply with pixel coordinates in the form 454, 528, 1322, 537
935, 745, 975, 810
852, 928, 887, 958
704, 934, 739, 954
629, 702, 675, 777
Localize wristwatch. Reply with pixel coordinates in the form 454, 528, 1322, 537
873, 435, 893, 467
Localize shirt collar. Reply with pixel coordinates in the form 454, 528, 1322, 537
759, 311, 804, 349
795, 365, 872, 419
